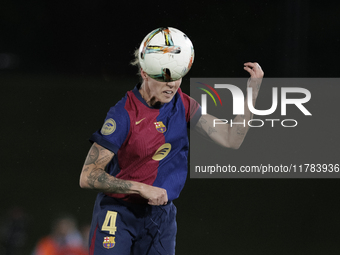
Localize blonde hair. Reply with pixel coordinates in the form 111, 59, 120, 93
130, 49, 142, 78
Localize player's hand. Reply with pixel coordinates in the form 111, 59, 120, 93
243, 62, 264, 79
244, 62, 263, 99
139, 184, 168, 206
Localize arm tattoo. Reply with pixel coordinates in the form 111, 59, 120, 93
106, 178, 133, 193
87, 168, 103, 188
255, 79, 261, 90
195, 117, 207, 131
82, 143, 131, 193
97, 172, 109, 185
199, 117, 207, 124
208, 127, 217, 135
87, 168, 132, 193
248, 78, 261, 92
236, 125, 246, 135
96, 155, 112, 165
195, 121, 202, 129
85, 146, 99, 165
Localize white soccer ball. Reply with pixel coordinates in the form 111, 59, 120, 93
138, 27, 194, 82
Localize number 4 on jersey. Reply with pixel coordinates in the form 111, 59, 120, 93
102, 211, 117, 235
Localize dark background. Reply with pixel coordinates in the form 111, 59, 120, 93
1, 1, 340, 254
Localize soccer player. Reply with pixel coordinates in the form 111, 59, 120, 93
79, 31, 264, 255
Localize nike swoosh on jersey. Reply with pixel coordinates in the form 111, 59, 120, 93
135, 118, 146, 125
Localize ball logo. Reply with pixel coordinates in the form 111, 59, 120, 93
141, 27, 179, 59
152, 143, 172, 161
101, 118, 116, 135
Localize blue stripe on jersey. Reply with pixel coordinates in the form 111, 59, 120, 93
152, 92, 189, 201
90, 95, 131, 155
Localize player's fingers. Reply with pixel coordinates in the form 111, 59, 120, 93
148, 199, 160, 206
244, 63, 264, 78
244, 62, 260, 68
147, 198, 154, 205
162, 190, 168, 205
148, 200, 166, 206
244, 63, 262, 73
158, 194, 168, 206
147, 198, 160, 206
244, 66, 254, 74
147, 188, 168, 206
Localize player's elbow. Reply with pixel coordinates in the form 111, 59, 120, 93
79, 174, 90, 189
222, 139, 242, 150
230, 139, 244, 149
79, 178, 86, 189
229, 143, 241, 150
223, 142, 241, 150
219, 138, 241, 150
228, 136, 245, 150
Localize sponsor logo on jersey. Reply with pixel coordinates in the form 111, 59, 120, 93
101, 118, 116, 135
135, 118, 146, 125
103, 236, 115, 249
152, 143, 171, 161
154, 121, 166, 133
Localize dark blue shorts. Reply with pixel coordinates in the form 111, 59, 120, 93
89, 193, 177, 255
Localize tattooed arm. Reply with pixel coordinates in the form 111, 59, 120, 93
194, 62, 264, 149
79, 142, 168, 205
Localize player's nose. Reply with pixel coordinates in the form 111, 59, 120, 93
166, 81, 175, 88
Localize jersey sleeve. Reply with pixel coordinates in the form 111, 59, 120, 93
179, 90, 202, 128
90, 101, 130, 154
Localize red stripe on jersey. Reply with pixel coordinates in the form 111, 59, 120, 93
178, 89, 200, 122
89, 224, 98, 255
107, 90, 166, 203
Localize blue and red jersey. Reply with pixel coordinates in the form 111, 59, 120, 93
90, 83, 201, 203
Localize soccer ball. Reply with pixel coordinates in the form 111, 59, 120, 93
138, 27, 194, 82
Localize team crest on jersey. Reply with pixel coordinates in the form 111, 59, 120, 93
103, 236, 115, 249
101, 118, 116, 135
154, 121, 166, 133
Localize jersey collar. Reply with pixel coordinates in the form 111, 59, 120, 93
133, 83, 165, 109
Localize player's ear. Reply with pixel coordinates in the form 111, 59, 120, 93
141, 68, 148, 81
